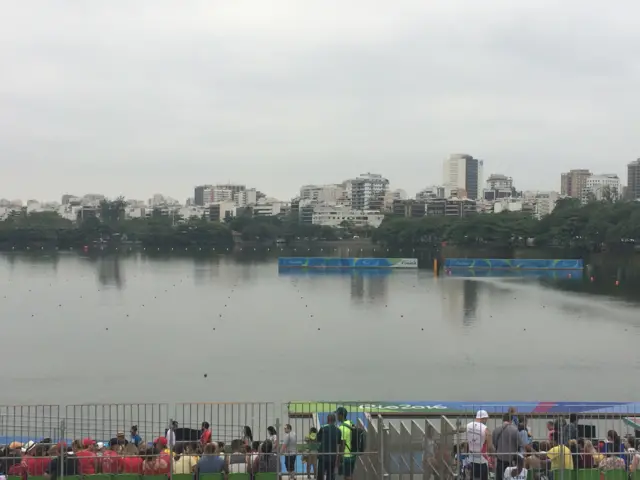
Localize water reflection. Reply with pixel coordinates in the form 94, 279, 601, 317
278, 268, 391, 303
445, 269, 583, 279
462, 280, 479, 326
95, 255, 123, 288
193, 255, 221, 283
441, 279, 479, 326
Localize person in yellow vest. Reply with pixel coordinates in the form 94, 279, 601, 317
336, 407, 356, 480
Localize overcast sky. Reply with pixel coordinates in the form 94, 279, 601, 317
1, 1, 639, 203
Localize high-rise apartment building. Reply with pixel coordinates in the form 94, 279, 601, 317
583, 174, 621, 203
560, 169, 591, 198
299, 184, 345, 204
194, 185, 213, 206
628, 159, 640, 200
443, 154, 483, 200
345, 173, 389, 211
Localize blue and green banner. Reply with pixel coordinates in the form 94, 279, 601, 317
444, 258, 583, 270
278, 257, 418, 268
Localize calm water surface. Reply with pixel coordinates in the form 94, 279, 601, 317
1, 253, 639, 405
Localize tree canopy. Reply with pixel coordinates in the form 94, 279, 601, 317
373, 200, 640, 250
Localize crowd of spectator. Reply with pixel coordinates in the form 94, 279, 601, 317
0, 423, 285, 480
461, 409, 640, 480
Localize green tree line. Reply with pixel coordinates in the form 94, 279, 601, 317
0, 199, 371, 249
373, 198, 640, 250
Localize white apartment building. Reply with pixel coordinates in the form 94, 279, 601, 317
345, 173, 389, 211
485, 174, 513, 190
383, 189, 408, 211
299, 184, 345, 204
532, 191, 559, 219
416, 186, 446, 200
311, 205, 385, 228
492, 199, 523, 213
582, 174, 621, 203
234, 188, 257, 207
443, 154, 483, 200
253, 199, 284, 217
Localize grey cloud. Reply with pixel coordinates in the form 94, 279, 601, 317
1, 0, 639, 200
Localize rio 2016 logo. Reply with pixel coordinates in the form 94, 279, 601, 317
357, 403, 447, 410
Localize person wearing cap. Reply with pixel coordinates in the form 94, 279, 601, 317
75, 438, 98, 475
20, 443, 49, 479
466, 410, 494, 480
153, 437, 172, 467
336, 407, 356, 480
115, 431, 129, 447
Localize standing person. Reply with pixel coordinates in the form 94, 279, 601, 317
467, 410, 494, 480
267, 426, 278, 446
201, 422, 212, 446
316, 414, 342, 480
282, 424, 298, 479
130, 426, 142, 447
166, 421, 178, 449
255, 440, 278, 473
242, 426, 254, 446
492, 414, 522, 480
336, 407, 356, 480
305, 428, 319, 480
517, 420, 531, 450
563, 415, 579, 444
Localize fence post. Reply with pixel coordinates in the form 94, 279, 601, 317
275, 417, 281, 479
377, 415, 385, 480
60, 418, 66, 480
169, 418, 174, 477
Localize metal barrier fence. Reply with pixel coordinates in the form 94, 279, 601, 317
1, 402, 639, 480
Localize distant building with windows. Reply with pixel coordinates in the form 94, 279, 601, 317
443, 154, 484, 200
628, 159, 640, 200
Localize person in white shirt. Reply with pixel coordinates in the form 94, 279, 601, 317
504, 454, 527, 480
281, 424, 298, 479
166, 421, 178, 448
466, 410, 494, 480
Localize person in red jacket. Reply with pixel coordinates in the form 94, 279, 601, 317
20, 445, 50, 480
120, 445, 144, 474
201, 422, 212, 445
100, 439, 122, 474
141, 447, 170, 475
75, 438, 98, 475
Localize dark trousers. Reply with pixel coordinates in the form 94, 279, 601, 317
495, 458, 512, 480
317, 455, 336, 480
471, 462, 488, 480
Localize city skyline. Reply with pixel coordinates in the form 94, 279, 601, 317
1, 1, 639, 201
0, 158, 637, 205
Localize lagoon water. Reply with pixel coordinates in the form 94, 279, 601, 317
1, 252, 639, 406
